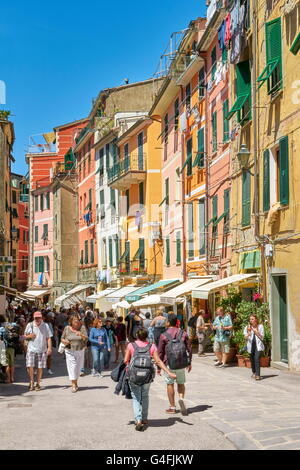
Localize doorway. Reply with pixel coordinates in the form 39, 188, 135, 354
273, 275, 288, 363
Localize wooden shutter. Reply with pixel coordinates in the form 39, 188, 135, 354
109, 237, 113, 267
35, 257, 39, 273
166, 237, 170, 266
212, 111, 217, 152
165, 178, 169, 205
279, 136, 289, 206
242, 170, 251, 226
197, 128, 205, 167
90, 240, 94, 264
176, 232, 181, 264
139, 238, 145, 269
138, 133, 144, 170
139, 182, 144, 205
266, 18, 282, 63
187, 138, 193, 176
263, 149, 270, 212
188, 202, 194, 258
105, 143, 110, 169
38, 256, 44, 273
224, 189, 230, 233
223, 100, 229, 142
35, 226, 38, 242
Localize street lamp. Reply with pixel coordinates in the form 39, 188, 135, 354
237, 144, 250, 169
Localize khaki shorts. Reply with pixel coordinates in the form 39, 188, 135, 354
164, 367, 186, 385
6, 347, 15, 367
214, 340, 230, 354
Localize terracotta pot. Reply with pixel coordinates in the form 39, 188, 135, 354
260, 356, 270, 367
244, 358, 251, 368
227, 347, 237, 363
236, 354, 246, 367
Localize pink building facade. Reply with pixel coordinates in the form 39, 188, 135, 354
31, 185, 54, 288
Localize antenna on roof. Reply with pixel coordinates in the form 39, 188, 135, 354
124, 78, 129, 85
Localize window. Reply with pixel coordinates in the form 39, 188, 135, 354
38, 256, 44, 273
84, 240, 88, 264
242, 170, 251, 227
115, 235, 120, 265
80, 250, 84, 265
164, 178, 169, 226
90, 239, 94, 264
42, 224, 48, 243
12, 191, 17, 204
212, 196, 218, 237
164, 114, 168, 144
194, 128, 205, 168
198, 67, 205, 98
257, 18, 282, 94
176, 232, 181, 264
35, 226, 38, 243
108, 237, 113, 267
35, 196, 38, 211
166, 237, 170, 266
100, 190, 105, 219
99, 148, 104, 177
199, 199, 206, 256
223, 100, 229, 142
137, 132, 144, 170
40, 194, 44, 211
228, 60, 251, 124
188, 202, 194, 259
139, 182, 144, 206
88, 188, 92, 209
106, 143, 110, 169
263, 149, 270, 212
112, 140, 118, 165
223, 189, 230, 234
279, 136, 289, 206
211, 47, 217, 81
45, 192, 50, 210
139, 238, 145, 270
45, 256, 50, 272
212, 111, 217, 153
174, 98, 179, 131
185, 83, 191, 109
22, 256, 28, 272
111, 188, 116, 211
35, 257, 39, 273
126, 189, 130, 215
186, 138, 193, 176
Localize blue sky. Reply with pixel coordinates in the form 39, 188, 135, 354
0, 1, 206, 175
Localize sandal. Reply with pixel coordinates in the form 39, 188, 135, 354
135, 422, 144, 431
29, 382, 35, 391
71, 385, 77, 393
165, 407, 177, 414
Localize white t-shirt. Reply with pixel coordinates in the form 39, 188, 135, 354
25, 321, 52, 354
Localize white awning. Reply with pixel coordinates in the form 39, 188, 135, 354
192, 274, 258, 300
105, 286, 139, 303
132, 295, 161, 307
23, 289, 50, 298
54, 284, 95, 307
160, 277, 213, 305
0, 285, 17, 295
112, 300, 131, 309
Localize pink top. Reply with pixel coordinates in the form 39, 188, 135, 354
126, 340, 157, 363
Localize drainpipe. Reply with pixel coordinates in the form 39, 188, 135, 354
252, 0, 267, 301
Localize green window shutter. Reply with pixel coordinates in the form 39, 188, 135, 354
109, 237, 113, 267
35, 257, 39, 273
263, 149, 270, 212
38, 256, 44, 273
194, 128, 205, 168
211, 47, 217, 81
186, 138, 193, 176
110, 188, 116, 209
279, 136, 289, 206
228, 61, 251, 121
199, 199, 206, 256
176, 232, 181, 264
223, 100, 229, 142
198, 67, 205, 98
43, 224, 48, 238
126, 189, 130, 214
222, 47, 228, 64
84, 240, 88, 264
188, 202, 194, 258
105, 143, 110, 169
46, 193, 50, 210
165, 178, 169, 205
90, 240, 94, 264
35, 226, 38, 242
138, 132, 144, 170
35, 196, 38, 211
263, 18, 283, 94
40, 194, 44, 211
242, 170, 251, 226
115, 235, 120, 265
212, 195, 218, 236
224, 189, 230, 233
212, 112, 217, 152
139, 238, 145, 269
166, 237, 170, 266
290, 32, 300, 55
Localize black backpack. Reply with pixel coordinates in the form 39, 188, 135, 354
164, 330, 190, 370
128, 343, 155, 386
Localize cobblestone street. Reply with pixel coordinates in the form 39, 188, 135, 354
1, 351, 300, 450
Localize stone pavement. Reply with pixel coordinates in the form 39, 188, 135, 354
1, 350, 300, 450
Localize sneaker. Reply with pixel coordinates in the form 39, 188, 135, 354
220, 363, 228, 368
99, 373, 104, 378
91, 370, 97, 377
165, 407, 177, 414
178, 399, 188, 416
28, 382, 35, 391
35, 383, 41, 391
80, 371, 85, 377
135, 422, 144, 432
214, 361, 222, 366
47, 369, 54, 375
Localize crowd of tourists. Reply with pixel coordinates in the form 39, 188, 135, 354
0, 301, 265, 432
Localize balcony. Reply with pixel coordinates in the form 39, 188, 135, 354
107, 153, 147, 190
118, 259, 148, 276
175, 53, 203, 87
19, 194, 29, 203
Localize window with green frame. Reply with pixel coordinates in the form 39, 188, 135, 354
180, 138, 193, 175
108, 237, 113, 267
212, 195, 218, 237
198, 67, 205, 98
279, 136, 289, 206
35, 226, 38, 243
263, 149, 270, 212
193, 128, 205, 168
211, 47, 217, 81
166, 237, 170, 266
84, 240, 88, 264
188, 202, 194, 259
228, 60, 251, 124
212, 111, 217, 153
223, 100, 229, 142
257, 18, 282, 95
242, 170, 251, 227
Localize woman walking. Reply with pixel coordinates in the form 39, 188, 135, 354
244, 314, 265, 380
89, 318, 110, 377
150, 310, 167, 346
124, 328, 176, 431
61, 315, 88, 392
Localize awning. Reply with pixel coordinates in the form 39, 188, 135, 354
23, 289, 50, 299
160, 278, 213, 305
192, 274, 257, 300
85, 288, 118, 304
54, 284, 95, 307
125, 279, 179, 302
0, 285, 17, 295
105, 286, 139, 303
112, 300, 131, 310
132, 295, 161, 307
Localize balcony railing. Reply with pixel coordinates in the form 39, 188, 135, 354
107, 153, 147, 185
19, 194, 29, 203
118, 259, 148, 276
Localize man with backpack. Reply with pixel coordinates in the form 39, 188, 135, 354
124, 328, 176, 432
158, 314, 192, 416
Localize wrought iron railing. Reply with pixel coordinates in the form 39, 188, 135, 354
107, 153, 147, 184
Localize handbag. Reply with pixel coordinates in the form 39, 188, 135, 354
58, 342, 66, 354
